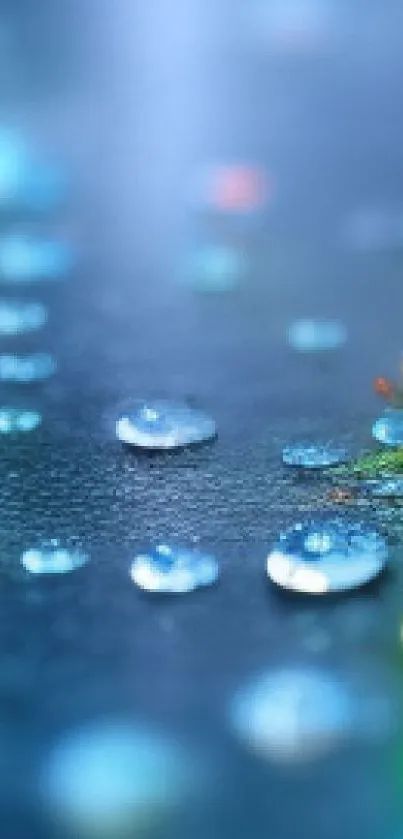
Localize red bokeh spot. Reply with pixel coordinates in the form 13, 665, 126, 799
209, 166, 270, 212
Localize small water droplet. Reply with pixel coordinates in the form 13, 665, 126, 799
21, 540, 88, 575
282, 443, 347, 469
0, 407, 41, 434
130, 544, 219, 593
372, 409, 403, 447
267, 518, 387, 593
116, 400, 216, 449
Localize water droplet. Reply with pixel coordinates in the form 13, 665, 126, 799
0, 407, 41, 433
0, 300, 47, 334
230, 666, 355, 763
288, 319, 347, 352
0, 234, 73, 283
282, 443, 347, 469
361, 478, 403, 498
21, 539, 88, 575
116, 400, 216, 449
130, 544, 219, 593
183, 244, 245, 292
266, 518, 387, 593
373, 409, 403, 447
39, 720, 192, 839
0, 353, 56, 382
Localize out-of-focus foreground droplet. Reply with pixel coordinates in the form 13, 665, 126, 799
39, 720, 195, 838
0, 353, 56, 382
230, 664, 397, 764
230, 667, 354, 763
287, 319, 347, 352
0, 300, 47, 334
0, 234, 73, 283
182, 244, 246, 292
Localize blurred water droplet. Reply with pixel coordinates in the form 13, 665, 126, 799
182, 244, 245, 292
0, 300, 47, 334
0, 407, 41, 434
21, 539, 88, 575
288, 319, 347, 352
0, 234, 73, 283
0, 353, 56, 382
373, 409, 403, 447
282, 442, 347, 469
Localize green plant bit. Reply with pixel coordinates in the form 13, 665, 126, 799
331, 448, 403, 479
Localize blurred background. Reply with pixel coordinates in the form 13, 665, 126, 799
1, 1, 403, 837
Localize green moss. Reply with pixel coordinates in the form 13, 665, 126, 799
331, 447, 403, 479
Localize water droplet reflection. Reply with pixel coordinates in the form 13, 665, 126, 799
22, 539, 88, 575
266, 518, 388, 593
116, 400, 216, 449
131, 544, 219, 593
282, 443, 347, 469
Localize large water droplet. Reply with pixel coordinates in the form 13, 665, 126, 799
116, 400, 216, 449
0, 407, 41, 433
130, 544, 219, 593
0, 300, 47, 334
230, 666, 355, 764
372, 409, 403, 447
0, 353, 56, 382
21, 539, 88, 575
287, 319, 346, 352
266, 518, 387, 593
282, 442, 347, 469
0, 234, 73, 282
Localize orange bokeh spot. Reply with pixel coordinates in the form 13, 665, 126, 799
373, 376, 394, 400
210, 166, 269, 212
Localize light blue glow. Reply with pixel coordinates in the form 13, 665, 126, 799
0, 353, 56, 382
362, 478, 403, 498
372, 409, 403, 447
288, 319, 347, 352
230, 666, 354, 763
282, 443, 347, 469
0, 129, 29, 208
266, 518, 387, 593
0, 300, 47, 334
0, 234, 73, 282
183, 245, 245, 291
116, 400, 216, 449
21, 539, 88, 575
0, 407, 41, 433
131, 544, 219, 593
